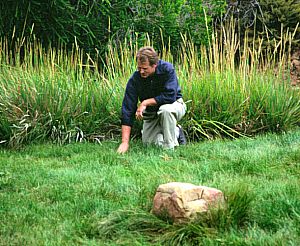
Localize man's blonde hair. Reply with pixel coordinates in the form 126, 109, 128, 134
136, 46, 159, 66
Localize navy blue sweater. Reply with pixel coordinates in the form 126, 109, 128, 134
121, 60, 183, 126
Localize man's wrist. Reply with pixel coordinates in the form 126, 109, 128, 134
141, 100, 148, 107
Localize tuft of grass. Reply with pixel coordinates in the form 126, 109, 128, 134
89, 182, 254, 245
90, 209, 170, 241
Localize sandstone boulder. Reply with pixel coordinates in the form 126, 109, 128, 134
152, 182, 224, 222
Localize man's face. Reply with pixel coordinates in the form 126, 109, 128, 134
137, 59, 157, 78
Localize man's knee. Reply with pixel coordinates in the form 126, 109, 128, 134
158, 104, 176, 116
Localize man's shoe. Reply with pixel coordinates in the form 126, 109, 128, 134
177, 125, 187, 145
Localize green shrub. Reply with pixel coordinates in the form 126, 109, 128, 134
223, 0, 300, 51
0, 0, 227, 57
258, 0, 300, 50
0, 0, 109, 53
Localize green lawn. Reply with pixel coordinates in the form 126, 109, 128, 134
0, 129, 299, 245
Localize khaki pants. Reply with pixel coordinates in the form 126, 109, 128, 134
142, 99, 186, 149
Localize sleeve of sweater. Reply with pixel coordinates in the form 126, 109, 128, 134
121, 76, 138, 127
154, 63, 178, 105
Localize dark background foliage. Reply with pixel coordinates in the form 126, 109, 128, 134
1, 0, 300, 58
0, 0, 110, 53
225, 0, 300, 50
258, 0, 300, 50
0, 0, 226, 56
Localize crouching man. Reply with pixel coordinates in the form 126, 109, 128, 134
117, 46, 187, 154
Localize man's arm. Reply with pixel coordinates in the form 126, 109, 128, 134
154, 64, 179, 105
118, 75, 138, 154
117, 125, 132, 154
135, 98, 157, 120
118, 98, 157, 154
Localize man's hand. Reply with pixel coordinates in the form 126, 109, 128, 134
117, 125, 131, 154
136, 98, 157, 120
117, 142, 129, 154
136, 104, 147, 120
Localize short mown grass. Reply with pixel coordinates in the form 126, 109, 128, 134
0, 129, 299, 245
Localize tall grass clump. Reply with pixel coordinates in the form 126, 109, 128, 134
178, 21, 300, 140
0, 21, 300, 147
0, 38, 136, 147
